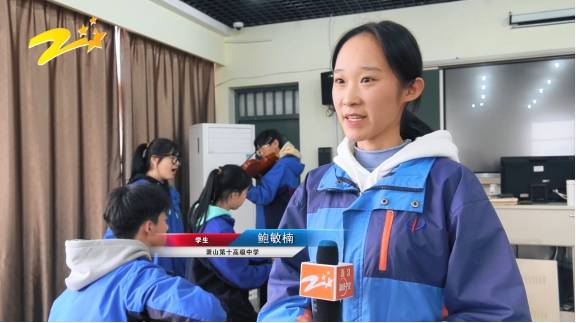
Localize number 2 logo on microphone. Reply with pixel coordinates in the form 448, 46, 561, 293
301, 270, 334, 293
299, 262, 354, 301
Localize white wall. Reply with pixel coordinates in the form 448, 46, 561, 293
215, 0, 575, 174
49, 0, 228, 64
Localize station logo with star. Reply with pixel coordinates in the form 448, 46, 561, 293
28, 16, 107, 66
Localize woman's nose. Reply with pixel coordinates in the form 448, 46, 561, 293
341, 84, 361, 107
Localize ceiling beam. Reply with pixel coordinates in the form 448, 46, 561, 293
149, 0, 232, 36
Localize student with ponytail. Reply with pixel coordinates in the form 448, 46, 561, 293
187, 165, 271, 322
104, 138, 187, 277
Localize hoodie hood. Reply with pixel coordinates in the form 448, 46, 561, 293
278, 141, 302, 159
333, 130, 459, 192
278, 141, 305, 178
64, 239, 151, 291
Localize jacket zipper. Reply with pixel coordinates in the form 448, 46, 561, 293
368, 185, 423, 192
379, 210, 395, 272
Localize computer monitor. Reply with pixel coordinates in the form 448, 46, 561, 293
501, 156, 575, 202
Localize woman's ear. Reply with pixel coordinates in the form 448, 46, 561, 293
149, 156, 160, 168
402, 77, 425, 103
228, 191, 240, 200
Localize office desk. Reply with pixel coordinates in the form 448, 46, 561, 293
494, 204, 574, 247
493, 204, 574, 322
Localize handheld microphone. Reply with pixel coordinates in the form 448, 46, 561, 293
313, 240, 340, 321
299, 240, 354, 322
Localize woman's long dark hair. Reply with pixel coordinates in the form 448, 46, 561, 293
331, 21, 432, 141
131, 138, 180, 182
188, 164, 251, 232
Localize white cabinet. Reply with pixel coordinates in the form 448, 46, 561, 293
189, 123, 256, 233
494, 204, 575, 322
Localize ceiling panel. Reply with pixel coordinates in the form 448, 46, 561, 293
180, 0, 463, 28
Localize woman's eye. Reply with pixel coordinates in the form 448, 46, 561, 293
360, 77, 374, 83
334, 78, 344, 85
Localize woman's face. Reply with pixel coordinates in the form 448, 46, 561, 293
151, 154, 180, 181
332, 33, 423, 150
257, 139, 280, 158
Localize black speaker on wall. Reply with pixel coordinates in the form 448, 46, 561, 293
320, 72, 333, 106
318, 147, 333, 166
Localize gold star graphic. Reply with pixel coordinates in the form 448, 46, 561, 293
89, 16, 97, 25
87, 29, 107, 52
78, 24, 88, 37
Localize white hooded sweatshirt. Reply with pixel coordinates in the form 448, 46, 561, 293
333, 130, 460, 192
64, 239, 151, 291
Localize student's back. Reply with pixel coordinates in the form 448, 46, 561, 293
49, 239, 225, 321
50, 185, 226, 322
188, 165, 271, 321
191, 211, 270, 321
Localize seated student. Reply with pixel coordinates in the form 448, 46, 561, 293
104, 138, 187, 277
49, 185, 226, 322
187, 165, 271, 322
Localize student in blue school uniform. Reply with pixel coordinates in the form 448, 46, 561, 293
187, 164, 271, 322
244, 130, 305, 307
247, 129, 305, 230
258, 21, 531, 322
104, 138, 186, 277
49, 184, 226, 321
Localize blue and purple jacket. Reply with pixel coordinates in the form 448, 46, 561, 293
188, 206, 271, 321
192, 207, 271, 290
258, 132, 531, 321
248, 142, 305, 229
49, 239, 225, 321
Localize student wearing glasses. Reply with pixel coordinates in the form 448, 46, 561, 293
104, 138, 187, 277
246, 130, 305, 308
247, 129, 305, 230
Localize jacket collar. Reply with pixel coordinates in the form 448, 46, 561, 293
333, 131, 459, 192
196, 205, 233, 227
318, 165, 359, 193
128, 174, 170, 190
319, 158, 436, 193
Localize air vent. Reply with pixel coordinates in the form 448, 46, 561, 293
510, 8, 574, 28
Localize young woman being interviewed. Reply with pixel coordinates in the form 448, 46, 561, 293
257, 21, 531, 322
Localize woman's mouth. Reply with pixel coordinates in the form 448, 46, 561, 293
343, 113, 367, 127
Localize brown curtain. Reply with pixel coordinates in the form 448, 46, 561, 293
0, 0, 120, 320
119, 29, 215, 217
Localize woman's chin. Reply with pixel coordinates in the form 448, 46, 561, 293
343, 130, 367, 143
163, 173, 176, 181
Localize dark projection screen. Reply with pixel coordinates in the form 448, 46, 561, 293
445, 57, 575, 172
